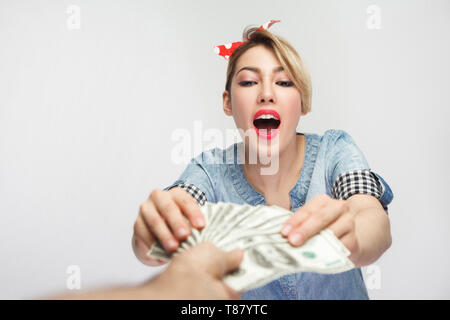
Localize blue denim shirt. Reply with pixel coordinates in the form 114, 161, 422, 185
164, 129, 394, 300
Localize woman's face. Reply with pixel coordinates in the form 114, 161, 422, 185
223, 45, 305, 160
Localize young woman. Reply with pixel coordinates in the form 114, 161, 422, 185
132, 23, 393, 300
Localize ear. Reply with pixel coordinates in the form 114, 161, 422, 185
222, 90, 233, 116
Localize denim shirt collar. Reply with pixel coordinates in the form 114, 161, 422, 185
227, 132, 319, 212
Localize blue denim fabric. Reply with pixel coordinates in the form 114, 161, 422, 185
163, 129, 394, 300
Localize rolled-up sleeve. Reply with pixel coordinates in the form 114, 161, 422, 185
163, 157, 216, 205
326, 130, 394, 213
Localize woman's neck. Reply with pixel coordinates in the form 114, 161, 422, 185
242, 133, 304, 195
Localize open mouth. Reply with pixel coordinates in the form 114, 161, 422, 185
253, 118, 281, 131
253, 109, 281, 139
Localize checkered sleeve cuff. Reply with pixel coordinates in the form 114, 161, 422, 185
167, 183, 207, 206
331, 169, 387, 211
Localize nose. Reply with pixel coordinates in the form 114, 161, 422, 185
258, 82, 275, 104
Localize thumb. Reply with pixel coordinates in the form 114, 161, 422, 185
186, 242, 244, 279
221, 248, 244, 277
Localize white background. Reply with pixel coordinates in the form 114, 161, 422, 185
1, 0, 449, 299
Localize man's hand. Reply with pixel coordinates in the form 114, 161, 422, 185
47, 242, 243, 300
144, 242, 244, 299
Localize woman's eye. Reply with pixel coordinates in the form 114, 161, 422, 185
277, 81, 294, 87
238, 81, 294, 87
239, 81, 257, 87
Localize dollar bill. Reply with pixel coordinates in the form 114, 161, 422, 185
147, 201, 355, 291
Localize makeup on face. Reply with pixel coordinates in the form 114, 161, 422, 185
252, 108, 281, 140
237, 73, 286, 140
231, 46, 300, 143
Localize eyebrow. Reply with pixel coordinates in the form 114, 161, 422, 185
236, 66, 284, 76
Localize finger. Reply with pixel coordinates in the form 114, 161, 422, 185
186, 242, 243, 279
141, 200, 179, 252
223, 284, 241, 300
133, 235, 167, 266
281, 195, 329, 236
171, 187, 206, 229
134, 214, 155, 248
209, 247, 243, 279
287, 201, 347, 246
339, 232, 359, 258
280, 209, 310, 237
152, 190, 191, 241
222, 248, 244, 276
328, 213, 355, 239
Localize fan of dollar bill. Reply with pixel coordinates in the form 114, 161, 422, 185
147, 201, 355, 292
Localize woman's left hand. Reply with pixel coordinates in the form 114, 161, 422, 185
281, 194, 361, 264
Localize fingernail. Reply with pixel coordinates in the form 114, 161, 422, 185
289, 233, 303, 246
176, 227, 188, 238
195, 217, 205, 228
281, 224, 292, 236
166, 239, 178, 250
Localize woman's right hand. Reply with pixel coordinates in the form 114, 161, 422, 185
132, 187, 206, 266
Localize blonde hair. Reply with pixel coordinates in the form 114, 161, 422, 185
225, 26, 312, 114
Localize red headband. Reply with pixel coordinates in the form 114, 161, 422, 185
213, 19, 281, 61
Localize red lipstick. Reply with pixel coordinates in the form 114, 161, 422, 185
253, 109, 281, 121
252, 109, 281, 140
